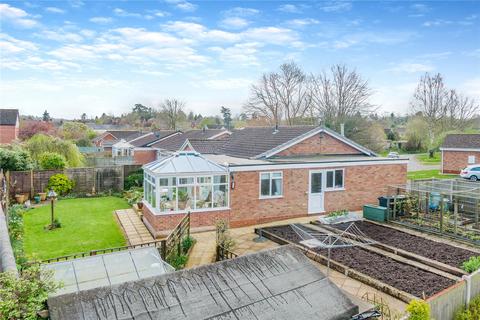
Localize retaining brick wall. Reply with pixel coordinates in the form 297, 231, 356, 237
442, 150, 480, 174
276, 132, 362, 157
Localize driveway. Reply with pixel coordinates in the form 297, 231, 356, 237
404, 154, 441, 172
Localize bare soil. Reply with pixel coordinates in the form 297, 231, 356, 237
263, 225, 455, 298
330, 221, 478, 269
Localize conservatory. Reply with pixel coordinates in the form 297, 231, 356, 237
143, 151, 229, 214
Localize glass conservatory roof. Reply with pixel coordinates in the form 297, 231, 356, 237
144, 151, 227, 175
42, 247, 174, 296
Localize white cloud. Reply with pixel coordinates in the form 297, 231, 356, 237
38, 30, 83, 42
164, 21, 238, 42
49, 45, 98, 61
0, 33, 37, 53
202, 78, 252, 90
243, 27, 298, 44
45, 7, 65, 14
462, 78, 480, 97
287, 18, 319, 27
423, 19, 452, 27
165, 0, 197, 12
277, 4, 302, 13
209, 42, 261, 66
333, 31, 415, 49
224, 7, 259, 17
220, 17, 249, 29
388, 62, 434, 73
90, 17, 113, 24
464, 49, 480, 58
114, 8, 142, 18
320, 2, 352, 12
410, 3, 430, 13
0, 3, 38, 28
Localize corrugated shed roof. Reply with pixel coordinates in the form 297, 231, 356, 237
0, 109, 19, 126
47, 245, 358, 320
442, 134, 480, 149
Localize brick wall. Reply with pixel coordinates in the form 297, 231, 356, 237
0, 125, 18, 144
442, 150, 480, 173
276, 132, 362, 157
143, 161, 407, 233
94, 133, 115, 147
134, 149, 157, 165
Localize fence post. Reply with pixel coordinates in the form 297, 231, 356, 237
161, 240, 166, 259
464, 274, 472, 305
30, 169, 34, 199
187, 211, 190, 238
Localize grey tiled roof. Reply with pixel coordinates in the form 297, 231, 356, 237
130, 131, 178, 147
442, 134, 480, 149
0, 109, 19, 126
186, 139, 227, 154
150, 129, 229, 151
218, 126, 317, 158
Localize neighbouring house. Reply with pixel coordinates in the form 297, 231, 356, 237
0, 109, 19, 144
142, 125, 407, 237
47, 246, 360, 320
92, 130, 142, 152
441, 133, 480, 173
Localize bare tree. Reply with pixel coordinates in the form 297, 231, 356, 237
410, 73, 478, 149
160, 99, 185, 130
311, 64, 373, 131
243, 62, 312, 126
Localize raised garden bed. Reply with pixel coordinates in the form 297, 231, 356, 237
261, 224, 456, 299
325, 221, 479, 269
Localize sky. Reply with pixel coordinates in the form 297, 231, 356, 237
0, 0, 479, 120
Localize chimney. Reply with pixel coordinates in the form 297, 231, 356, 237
340, 123, 345, 136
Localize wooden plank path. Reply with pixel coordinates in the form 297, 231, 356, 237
115, 209, 153, 245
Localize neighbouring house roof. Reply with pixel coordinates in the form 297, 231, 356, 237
130, 131, 178, 147
180, 138, 227, 154
0, 109, 19, 126
47, 246, 358, 320
92, 130, 142, 143
148, 129, 230, 150
42, 247, 174, 297
441, 134, 480, 150
218, 126, 376, 159
112, 139, 133, 149
144, 151, 227, 175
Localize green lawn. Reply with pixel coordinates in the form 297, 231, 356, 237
23, 197, 130, 260
407, 170, 457, 180
416, 153, 441, 164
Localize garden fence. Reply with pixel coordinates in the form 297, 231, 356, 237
7, 165, 141, 198
162, 212, 191, 259
426, 268, 480, 320
85, 156, 135, 167
215, 245, 238, 262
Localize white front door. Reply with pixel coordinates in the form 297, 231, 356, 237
308, 170, 324, 214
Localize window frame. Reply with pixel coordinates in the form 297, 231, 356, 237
324, 168, 345, 191
259, 171, 283, 199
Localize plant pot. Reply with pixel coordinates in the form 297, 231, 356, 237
137, 202, 144, 209
38, 192, 47, 201
34, 195, 41, 204
15, 194, 26, 204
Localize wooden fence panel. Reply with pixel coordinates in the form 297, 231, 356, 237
428, 281, 467, 320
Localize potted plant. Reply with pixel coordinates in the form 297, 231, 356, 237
38, 191, 47, 201
33, 194, 41, 204
15, 194, 26, 204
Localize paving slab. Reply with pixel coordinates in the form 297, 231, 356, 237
115, 209, 154, 245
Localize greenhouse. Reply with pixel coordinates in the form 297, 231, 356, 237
385, 178, 480, 243
143, 151, 230, 214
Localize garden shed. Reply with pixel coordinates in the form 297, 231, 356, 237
143, 151, 229, 214
385, 178, 480, 243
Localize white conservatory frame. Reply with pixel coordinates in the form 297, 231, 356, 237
143, 152, 230, 215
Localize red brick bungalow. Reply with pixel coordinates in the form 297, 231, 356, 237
141, 126, 407, 237
92, 130, 142, 152
0, 109, 19, 144
441, 134, 480, 174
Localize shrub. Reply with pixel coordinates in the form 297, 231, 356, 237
25, 134, 84, 167
462, 256, 480, 273
124, 169, 144, 189
182, 236, 195, 253
0, 266, 61, 320
455, 295, 480, 320
123, 187, 143, 205
215, 219, 235, 251
38, 152, 66, 170
167, 254, 188, 270
7, 205, 27, 268
406, 300, 431, 320
47, 173, 75, 195
0, 147, 34, 171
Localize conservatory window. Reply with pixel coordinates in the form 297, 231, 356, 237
260, 172, 283, 198
150, 174, 229, 213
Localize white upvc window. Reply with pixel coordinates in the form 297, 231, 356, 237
325, 169, 345, 190
468, 155, 476, 164
259, 171, 283, 199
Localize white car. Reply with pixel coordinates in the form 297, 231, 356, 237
460, 165, 480, 181
387, 152, 400, 159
